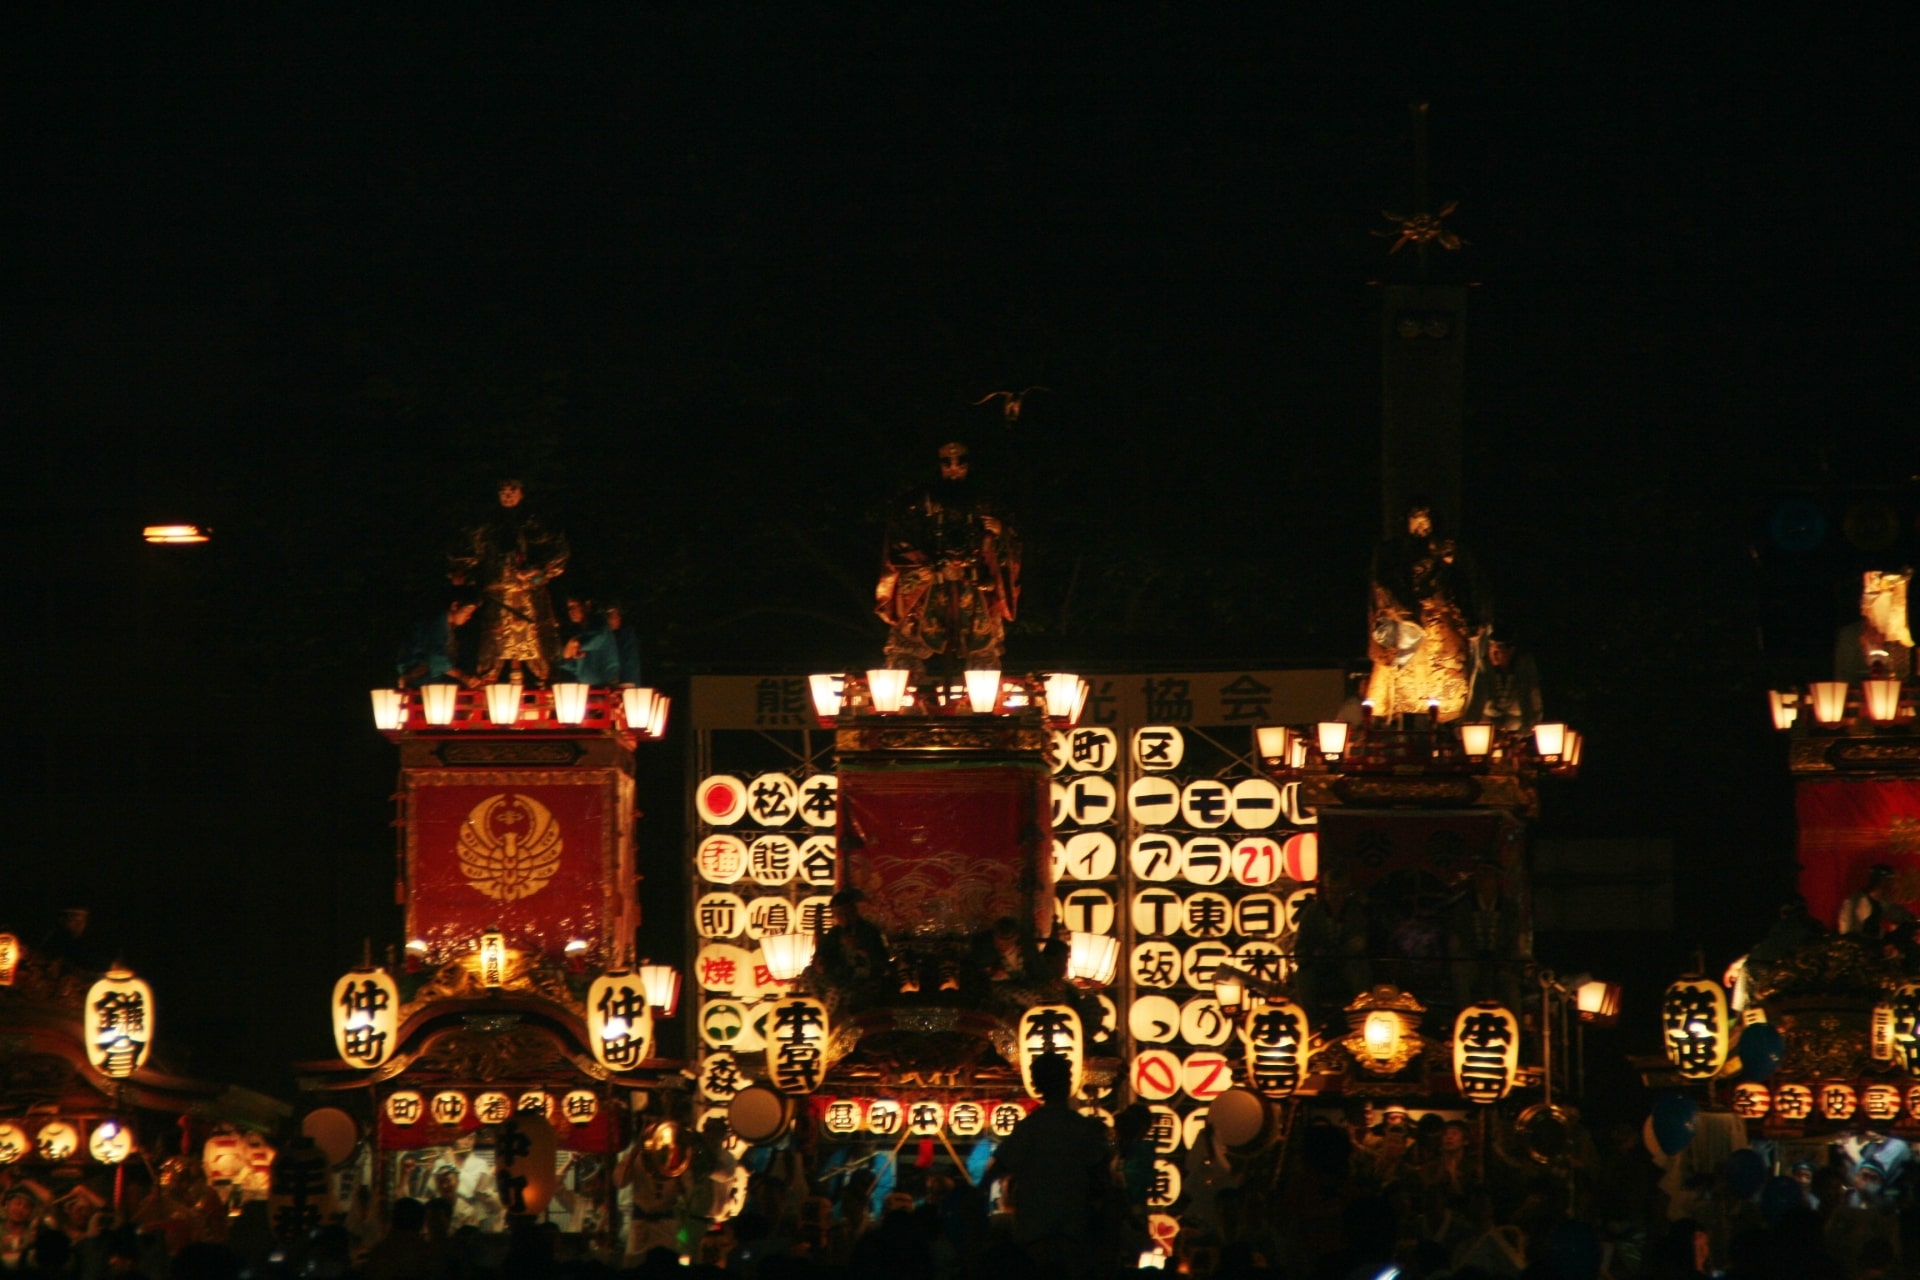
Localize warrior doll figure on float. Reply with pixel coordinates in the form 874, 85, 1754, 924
449, 478, 571, 686
875, 439, 1021, 675
1365, 499, 1490, 721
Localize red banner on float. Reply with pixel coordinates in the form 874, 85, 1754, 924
837, 763, 1051, 938
1797, 780, 1920, 926
404, 770, 632, 960
1316, 810, 1520, 891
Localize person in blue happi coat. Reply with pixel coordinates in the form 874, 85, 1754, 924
398, 586, 482, 688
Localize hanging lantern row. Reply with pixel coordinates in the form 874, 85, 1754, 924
1729, 1079, 1919, 1125
384, 1088, 602, 1129
370, 685, 670, 737
1774, 679, 1910, 730
0, 1119, 136, 1165
1254, 719, 1583, 774
806, 671, 1088, 725
817, 1096, 1032, 1139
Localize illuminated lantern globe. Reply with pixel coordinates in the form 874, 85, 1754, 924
517, 1091, 556, 1124
907, 1101, 944, 1138
331, 964, 400, 1069
37, 1122, 80, 1162
1820, 1082, 1858, 1122
474, 1092, 514, 1126
202, 1131, 251, 1183
1889, 982, 1920, 1069
1862, 1083, 1903, 1124
1243, 998, 1310, 1098
1282, 833, 1318, 883
1017, 1004, 1084, 1101
0, 1122, 30, 1165
1730, 1082, 1772, 1120
1773, 1084, 1814, 1122
85, 966, 155, 1078
820, 1100, 861, 1136
989, 1101, 1026, 1138
560, 1090, 600, 1126
0, 932, 19, 986
947, 1100, 986, 1138
865, 1099, 903, 1136
89, 1121, 135, 1165
586, 970, 656, 1074
1660, 978, 1730, 1080
384, 1092, 425, 1127
1453, 1002, 1521, 1103
1872, 1000, 1898, 1062
1906, 1085, 1920, 1123
432, 1091, 470, 1128
494, 1114, 558, 1217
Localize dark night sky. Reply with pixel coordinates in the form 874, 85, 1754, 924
4, 8, 1917, 1093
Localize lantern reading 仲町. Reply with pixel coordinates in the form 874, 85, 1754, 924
331, 965, 400, 1069
765, 995, 830, 1095
586, 971, 656, 1073
1243, 998, 1310, 1098
85, 966, 154, 1078
1660, 978, 1730, 1079
1017, 1004, 1084, 1101
1453, 1002, 1521, 1103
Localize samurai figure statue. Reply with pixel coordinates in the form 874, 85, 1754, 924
1365, 498, 1489, 721
449, 478, 571, 685
875, 439, 1021, 675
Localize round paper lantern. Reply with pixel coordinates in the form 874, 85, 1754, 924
301, 1109, 357, 1167
1862, 1083, 1903, 1124
1453, 1002, 1521, 1103
1820, 1082, 1858, 1122
36, 1121, 79, 1162
89, 1121, 134, 1164
384, 1092, 425, 1127
0, 1122, 30, 1165
1206, 1088, 1269, 1150
1772, 1083, 1813, 1121
1730, 1082, 1772, 1119
1282, 833, 1318, 883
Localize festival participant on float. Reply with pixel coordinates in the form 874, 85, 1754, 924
818, 890, 891, 988
557, 593, 622, 687
449, 478, 570, 686
1464, 632, 1544, 732
981, 1055, 1110, 1279
876, 438, 1020, 675
396, 587, 482, 689
1839, 864, 1915, 942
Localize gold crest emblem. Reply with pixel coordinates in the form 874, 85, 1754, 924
458, 793, 563, 901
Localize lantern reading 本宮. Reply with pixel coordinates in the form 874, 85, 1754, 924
385, 1092, 425, 1127
1660, 979, 1730, 1079
1821, 1083, 1859, 1121
331, 965, 400, 1069
36, 1121, 79, 1162
1244, 998, 1310, 1098
89, 1121, 134, 1164
1863, 1083, 1903, 1124
765, 995, 830, 1095
1731, 1083, 1772, 1119
587, 971, 656, 1073
1773, 1084, 1814, 1121
1017, 1004, 1085, 1101
0, 932, 19, 986
1453, 1002, 1521, 1103
85, 966, 154, 1078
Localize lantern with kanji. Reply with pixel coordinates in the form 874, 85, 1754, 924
865, 1098, 902, 1136
385, 1092, 425, 1128
1017, 1004, 1084, 1101
331, 964, 400, 1069
1452, 1002, 1521, 1103
907, 1101, 944, 1137
1773, 1083, 1814, 1121
36, 1121, 79, 1162
821, 1099, 861, 1135
1889, 982, 1920, 1070
1243, 998, 1310, 1099
1660, 978, 1730, 1080
1862, 1083, 1903, 1124
1730, 1082, 1772, 1120
764, 995, 830, 1095
84, 966, 155, 1078
269, 1140, 333, 1241
947, 1100, 986, 1138
1820, 1082, 1858, 1122
492, 1114, 558, 1218
0, 1122, 28, 1164
0, 932, 19, 986
89, 1121, 134, 1165
586, 970, 656, 1073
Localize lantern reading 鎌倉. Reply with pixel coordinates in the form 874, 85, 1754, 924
1017, 1004, 1085, 1101
331, 965, 400, 1069
1862, 1083, 1903, 1124
0, 932, 18, 986
1820, 1082, 1858, 1122
89, 1121, 134, 1165
1773, 1083, 1814, 1121
85, 966, 155, 1079
587, 970, 656, 1073
1453, 1002, 1521, 1104
478, 931, 508, 988
1243, 998, 1310, 1098
766, 995, 830, 1095
385, 1092, 425, 1127
1660, 978, 1731, 1080
1731, 1082, 1772, 1119
865, 1098, 903, 1136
